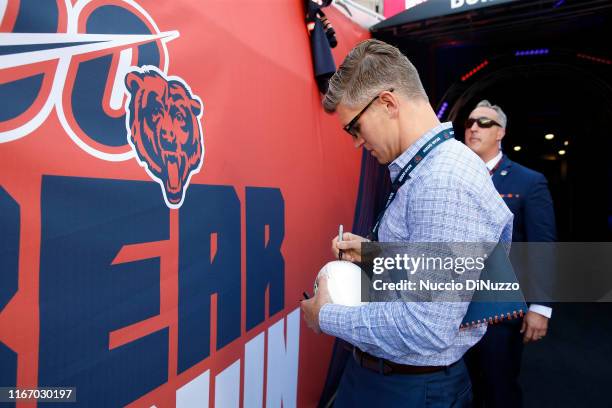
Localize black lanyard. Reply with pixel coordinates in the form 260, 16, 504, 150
370, 128, 454, 241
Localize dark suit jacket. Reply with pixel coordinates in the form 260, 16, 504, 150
491, 155, 556, 305
491, 155, 556, 242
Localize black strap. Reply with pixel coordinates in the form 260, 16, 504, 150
370, 128, 454, 241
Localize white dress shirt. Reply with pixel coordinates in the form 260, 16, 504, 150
485, 151, 503, 171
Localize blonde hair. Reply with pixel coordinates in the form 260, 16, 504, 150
323, 39, 427, 113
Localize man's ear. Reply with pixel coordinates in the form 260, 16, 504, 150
497, 127, 506, 141
380, 90, 399, 117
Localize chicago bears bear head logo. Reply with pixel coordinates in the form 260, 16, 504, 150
124, 66, 204, 208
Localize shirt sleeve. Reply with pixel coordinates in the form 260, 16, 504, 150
318, 174, 512, 361
319, 301, 472, 359
529, 304, 552, 318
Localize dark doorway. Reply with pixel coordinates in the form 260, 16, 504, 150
447, 61, 612, 241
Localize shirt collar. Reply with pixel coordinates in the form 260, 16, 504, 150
388, 122, 453, 180
485, 151, 503, 171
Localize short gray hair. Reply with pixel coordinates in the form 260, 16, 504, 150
475, 100, 507, 128
322, 39, 428, 113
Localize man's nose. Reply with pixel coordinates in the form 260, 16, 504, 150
470, 122, 479, 131
353, 136, 365, 149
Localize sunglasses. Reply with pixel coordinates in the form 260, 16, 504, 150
464, 117, 502, 129
343, 88, 394, 138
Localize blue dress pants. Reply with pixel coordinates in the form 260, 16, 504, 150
334, 356, 473, 408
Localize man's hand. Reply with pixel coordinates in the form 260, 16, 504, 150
521, 311, 549, 343
301, 276, 333, 334
332, 232, 369, 262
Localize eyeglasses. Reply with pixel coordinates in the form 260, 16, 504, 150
343, 88, 394, 138
464, 117, 502, 129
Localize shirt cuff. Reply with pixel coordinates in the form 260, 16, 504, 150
319, 303, 355, 338
529, 304, 552, 318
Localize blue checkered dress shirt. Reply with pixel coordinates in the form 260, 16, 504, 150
319, 122, 514, 366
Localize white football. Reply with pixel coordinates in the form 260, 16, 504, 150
315, 260, 364, 306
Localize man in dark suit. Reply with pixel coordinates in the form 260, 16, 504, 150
464, 100, 556, 408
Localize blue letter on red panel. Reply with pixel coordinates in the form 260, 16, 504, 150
0, 186, 19, 394
178, 185, 241, 374
69, 4, 161, 148
39, 176, 168, 407
246, 187, 285, 330
0, 0, 58, 125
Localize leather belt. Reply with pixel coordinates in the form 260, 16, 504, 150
344, 344, 452, 375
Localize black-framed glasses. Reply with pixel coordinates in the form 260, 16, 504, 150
464, 117, 502, 129
343, 88, 394, 138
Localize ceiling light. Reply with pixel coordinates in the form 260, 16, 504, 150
558, 150, 566, 155
545, 134, 554, 140
513, 146, 522, 151
564, 141, 569, 146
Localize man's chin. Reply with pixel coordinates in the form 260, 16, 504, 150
368, 150, 389, 164
467, 143, 483, 155
375, 155, 390, 165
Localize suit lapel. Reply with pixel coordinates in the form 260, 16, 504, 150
492, 155, 513, 189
